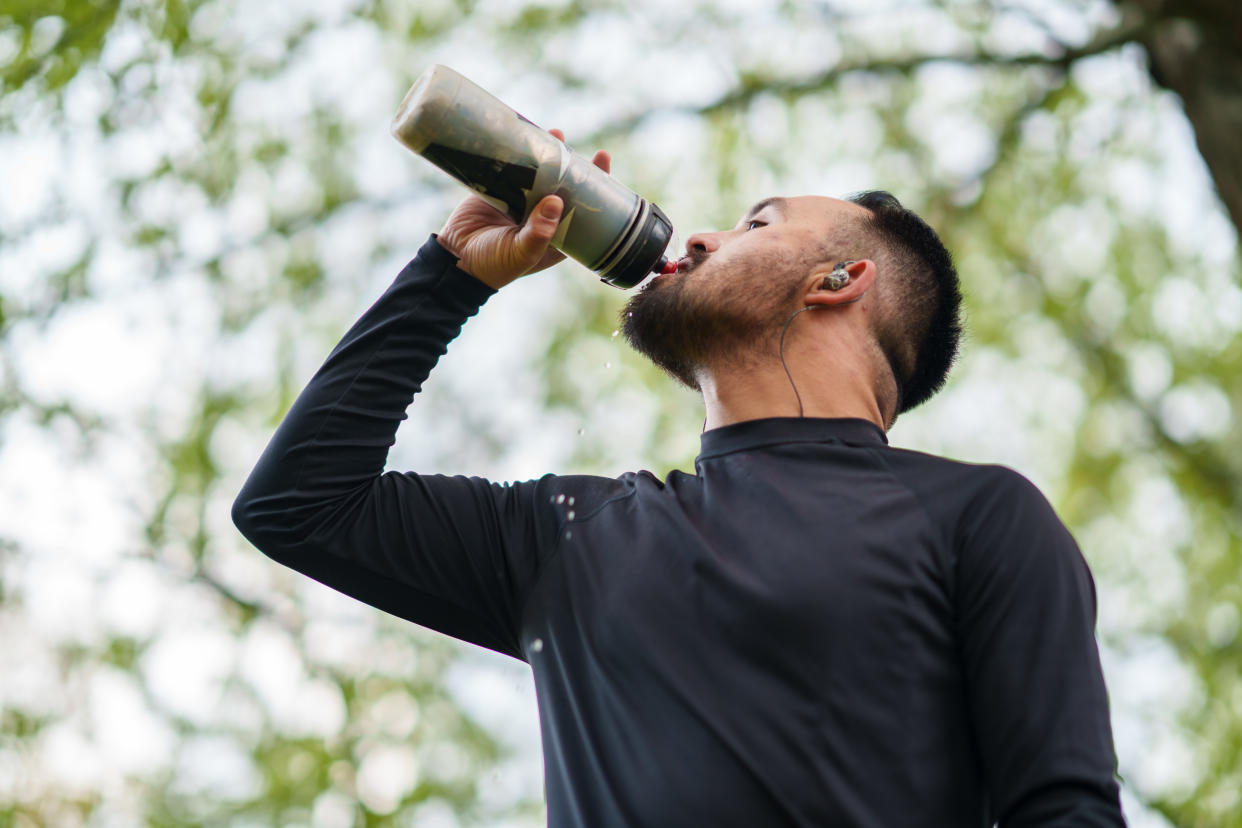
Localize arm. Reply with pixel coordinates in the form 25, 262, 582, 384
955, 468, 1125, 826
232, 136, 611, 659
231, 236, 538, 657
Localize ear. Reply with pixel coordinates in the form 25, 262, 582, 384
803, 259, 876, 307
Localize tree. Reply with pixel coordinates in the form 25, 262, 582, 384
1, 1, 1238, 825
1120, 0, 1242, 236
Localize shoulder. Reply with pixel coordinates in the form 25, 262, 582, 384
520, 469, 665, 511
459, 468, 677, 509
881, 445, 1027, 486
878, 447, 1049, 518
921, 464, 1088, 598
877, 449, 1077, 565
953, 464, 1064, 536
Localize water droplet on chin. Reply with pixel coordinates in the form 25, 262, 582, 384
611, 329, 619, 337
531, 638, 544, 652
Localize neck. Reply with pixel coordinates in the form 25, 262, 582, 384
697, 323, 890, 432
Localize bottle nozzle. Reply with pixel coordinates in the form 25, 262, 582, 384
655, 257, 677, 275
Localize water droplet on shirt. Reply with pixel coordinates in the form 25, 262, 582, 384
568, 497, 575, 505
567, 510, 575, 520
564, 530, 573, 540
531, 638, 543, 653
556, 494, 566, 504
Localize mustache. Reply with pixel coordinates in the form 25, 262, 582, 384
679, 248, 710, 273
640, 248, 709, 292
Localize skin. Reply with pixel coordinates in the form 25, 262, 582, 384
437, 135, 897, 433
437, 129, 610, 290
670, 195, 897, 431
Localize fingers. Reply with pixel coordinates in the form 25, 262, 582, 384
592, 149, 611, 175
514, 195, 564, 261
534, 194, 563, 227
549, 128, 611, 175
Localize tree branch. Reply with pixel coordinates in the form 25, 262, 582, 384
588, 14, 1156, 144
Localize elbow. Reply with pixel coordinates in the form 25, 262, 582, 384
231, 485, 270, 553
231, 482, 297, 561
231, 476, 347, 565
231, 488, 259, 544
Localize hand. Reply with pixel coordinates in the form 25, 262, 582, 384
437, 129, 611, 290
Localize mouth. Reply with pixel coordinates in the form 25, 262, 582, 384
673, 256, 699, 275
650, 257, 689, 282
648, 254, 702, 286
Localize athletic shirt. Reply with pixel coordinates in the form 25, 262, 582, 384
233, 237, 1125, 827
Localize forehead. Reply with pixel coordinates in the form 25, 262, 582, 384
743, 195, 871, 225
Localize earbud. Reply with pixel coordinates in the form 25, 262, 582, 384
820, 260, 857, 291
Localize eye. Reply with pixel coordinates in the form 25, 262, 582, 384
745, 220, 766, 231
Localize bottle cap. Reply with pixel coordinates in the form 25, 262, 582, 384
598, 201, 674, 289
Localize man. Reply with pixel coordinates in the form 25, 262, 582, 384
233, 138, 1125, 826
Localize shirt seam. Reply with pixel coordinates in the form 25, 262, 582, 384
516, 482, 640, 636
863, 445, 959, 600
697, 436, 885, 462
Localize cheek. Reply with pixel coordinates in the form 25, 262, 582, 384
688, 233, 801, 301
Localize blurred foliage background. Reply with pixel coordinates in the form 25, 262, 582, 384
1, 0, 1240, 825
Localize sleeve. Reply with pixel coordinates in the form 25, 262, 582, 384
231, 235, 559, 661
954, 467, 1125, 827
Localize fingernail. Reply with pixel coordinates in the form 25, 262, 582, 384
541, 201, 561, 219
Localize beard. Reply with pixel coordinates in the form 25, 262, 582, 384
620, 251, 803, 390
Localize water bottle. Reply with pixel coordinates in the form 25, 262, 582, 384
390, 64, 675, 288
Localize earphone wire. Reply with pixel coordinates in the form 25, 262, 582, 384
779, 305, 823, 418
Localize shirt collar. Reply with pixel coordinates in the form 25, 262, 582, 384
697, 417, 888, 461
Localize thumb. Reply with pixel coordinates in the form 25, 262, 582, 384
514, 195, 563, 261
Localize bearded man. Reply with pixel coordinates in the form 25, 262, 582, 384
233, 138, 1125, 826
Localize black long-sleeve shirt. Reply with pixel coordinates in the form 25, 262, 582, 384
233, 236, 1125, 827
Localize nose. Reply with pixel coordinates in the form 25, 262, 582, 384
685, 231, 724, 255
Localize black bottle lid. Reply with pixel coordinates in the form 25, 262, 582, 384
599, 202, 674, 289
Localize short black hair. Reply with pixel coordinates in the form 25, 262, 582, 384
847, 190, 963, 415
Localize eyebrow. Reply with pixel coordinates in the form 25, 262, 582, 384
744, 197, 788, 221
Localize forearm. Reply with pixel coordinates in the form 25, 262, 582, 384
231, 235, 495, 554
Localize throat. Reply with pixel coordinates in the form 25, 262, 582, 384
699, 356, 887, 432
